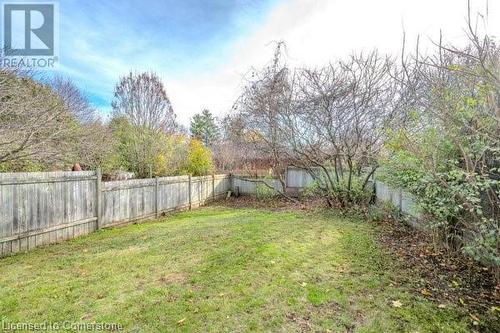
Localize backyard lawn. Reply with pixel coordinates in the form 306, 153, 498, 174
0, 206, 470, 332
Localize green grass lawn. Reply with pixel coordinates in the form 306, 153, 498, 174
0, 207, 470, 332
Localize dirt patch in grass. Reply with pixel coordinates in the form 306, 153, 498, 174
158, 272, 188, 285
284, 311, 313, 331
376, 218, 500, 332
284, 301, 364, 333
212, 195, 325, 212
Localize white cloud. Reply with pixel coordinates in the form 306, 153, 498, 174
167, 0, 499, 126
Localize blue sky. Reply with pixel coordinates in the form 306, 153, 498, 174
50, 0, 499, 125
57, 0, 282, 122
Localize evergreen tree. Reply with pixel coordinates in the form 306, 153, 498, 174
190, 109, 219, 146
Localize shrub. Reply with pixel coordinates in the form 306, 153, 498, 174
255, 177, 278, 199
184, 139, 214, 176
380, 39, 499, 269
300, 180, 322, 198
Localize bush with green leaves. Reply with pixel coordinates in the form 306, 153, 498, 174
255, 177, 278, 199
366, 202, 401, 223
311, 171, 374, 208
300, 179, 322, 198
184, 139, 214, 176
381, 36, 499, 269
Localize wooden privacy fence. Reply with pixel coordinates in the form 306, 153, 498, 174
0, 168, 419, 257
0, 171, 230, 257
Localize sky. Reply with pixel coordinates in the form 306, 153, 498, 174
53, 0, 500, 126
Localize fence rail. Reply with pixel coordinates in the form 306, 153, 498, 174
0, 172, 230, 257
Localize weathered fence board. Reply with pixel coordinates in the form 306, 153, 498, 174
0, 171, 98, 256
214, 175, 231, 196
231, 177, 283, 195
191, 176, 212, 207
0, 172, 231, 257
158, 176, 190, 213
286, 167, 314, 188
286, 167, 340, 190
102, 178, 157, 227
375, 181, 420, 218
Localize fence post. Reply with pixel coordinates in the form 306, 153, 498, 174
155, 177, 160, 218
96, 168, 102, 229
398, 190, 403, 215
212, 174, 215, 201
188, 175, 192, 210
285, 166, 288, 189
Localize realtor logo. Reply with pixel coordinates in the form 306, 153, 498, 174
1, 2, 59, 68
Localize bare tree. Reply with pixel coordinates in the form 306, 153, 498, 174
75, 119, 117, 170
233, 45, 399, 205
50, 76, 96, 123
233, 42, 294, 194
279, 51, 400, 206
109, 71, 179, 177
0, 66, 78, 169
112, 71, 177, 133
